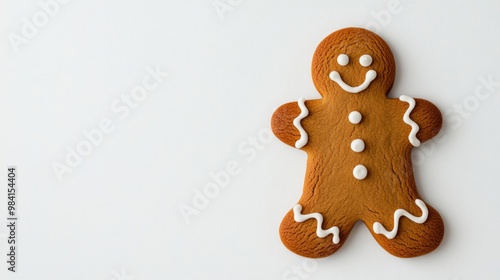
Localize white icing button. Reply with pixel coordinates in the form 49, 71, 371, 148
351, 139, 365, 152
337, 54, 349, 66
348, 111, 362, 124
359, 54, 373, 67
353, 165, 368, 180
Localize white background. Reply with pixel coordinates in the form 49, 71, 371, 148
1, 0, 500, 279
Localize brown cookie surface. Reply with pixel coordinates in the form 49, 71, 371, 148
272, 27, 444, 258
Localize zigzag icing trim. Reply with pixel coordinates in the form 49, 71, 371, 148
399, 95, 421, 147
293, 204, 340, 244
293, 98, 309, 149
373, 199, 428, 239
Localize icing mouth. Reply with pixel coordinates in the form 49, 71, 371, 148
329, 70, 377, 93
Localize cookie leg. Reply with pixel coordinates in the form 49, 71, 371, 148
280, 207, 355, 258
368, 202, 444, 258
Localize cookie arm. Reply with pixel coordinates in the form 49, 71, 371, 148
271, 101, 303, 148
411, 99, 442, 143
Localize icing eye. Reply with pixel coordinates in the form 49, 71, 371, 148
337, 54, 349, 66
359, 54, 373, 67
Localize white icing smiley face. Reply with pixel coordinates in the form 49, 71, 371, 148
329, 54, 377, 93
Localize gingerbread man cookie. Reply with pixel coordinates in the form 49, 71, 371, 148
271, 27, 444, 258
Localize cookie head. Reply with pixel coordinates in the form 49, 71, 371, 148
311, 27, 396, 97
